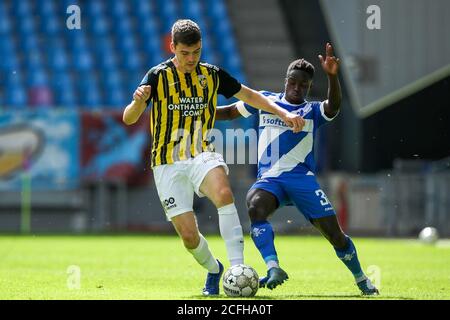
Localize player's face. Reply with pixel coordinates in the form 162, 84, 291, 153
284, 70, 312, 104
171, 41, 202, 73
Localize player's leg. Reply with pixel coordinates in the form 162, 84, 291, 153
171, 211, 220, 273
171, 211, 224, 296
153, 163, 222, 295
198, 164, 244, 266
311, 215, 379, 295
247, 186, 289, 289
285, 177, 378, 295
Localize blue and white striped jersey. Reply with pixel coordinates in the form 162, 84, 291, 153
237, 91, 337, 179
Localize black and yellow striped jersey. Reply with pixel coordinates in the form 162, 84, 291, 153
139, 59, 241, 167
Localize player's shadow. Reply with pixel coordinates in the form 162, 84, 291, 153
192, 294, 414, 300
280, 294, 414, 300
191, 294, 277, 300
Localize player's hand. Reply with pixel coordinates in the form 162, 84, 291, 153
133, 85, 151, 103
281, 112, 305, 133
319, 43, 340, 76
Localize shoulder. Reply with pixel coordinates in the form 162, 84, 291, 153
199, 62, 221, 72
306, 100, 323, 108
148, 60, 171, 76
260, 90, 278, 96
260, 91, 280, 101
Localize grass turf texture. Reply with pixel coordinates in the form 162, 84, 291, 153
0, 235, 448, 300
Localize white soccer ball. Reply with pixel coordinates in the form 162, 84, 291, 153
418, 227, 439, 244
222, 264, 259, 297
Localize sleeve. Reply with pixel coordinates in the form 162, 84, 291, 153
313, 100, 339, 127
217, 68, 242, 98
138, 67, 159, 106
236, 100, 258, 118
238, 90, 276, 117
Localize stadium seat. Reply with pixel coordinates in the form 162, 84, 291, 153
53, 74, 77, 108
0, 0, 245, 109
49, 48, 69, 72
0, 13, 12, 35
74, 51, 95, 72
5, 87, 27, 107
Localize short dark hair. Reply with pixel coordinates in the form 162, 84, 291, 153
171, 19, 202, 46
286, 58, 315, 79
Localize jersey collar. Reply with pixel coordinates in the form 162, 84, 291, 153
279, 93, 307, 107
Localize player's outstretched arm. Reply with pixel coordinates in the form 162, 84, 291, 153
234, 85, 305, 132
216, 104, 242, 120
319, 43, 342, 118
122, 85, 151, 125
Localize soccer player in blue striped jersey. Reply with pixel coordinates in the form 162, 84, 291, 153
216, 43, 379, 296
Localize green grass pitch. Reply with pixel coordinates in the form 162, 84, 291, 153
0, 235, 448, 300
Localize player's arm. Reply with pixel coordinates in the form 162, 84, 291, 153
234, 85, 305, 132
215, 103, 242, 120
123, 85, 151, 125
319, 43, 342, 118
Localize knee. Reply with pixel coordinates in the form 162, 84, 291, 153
180, 230, 200, 249
214, 187, 234, 206
248, 204, 269, 223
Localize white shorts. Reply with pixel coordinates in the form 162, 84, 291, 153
152, 152, 229, 220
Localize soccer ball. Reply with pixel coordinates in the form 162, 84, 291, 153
222, 264, 259, 297
418, 227, 439, 244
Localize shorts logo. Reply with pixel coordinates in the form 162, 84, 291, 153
163, 197, 177, 210
202, 153, 223, 164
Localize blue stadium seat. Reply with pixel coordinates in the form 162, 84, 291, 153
111, 1, 129, 19
77, 72, 101, 108
52, 73, 77, 107
22, 35, 40, 52
120, 36, 138, 55
0, 55, 19, 72
87, 1, 104, 18
0, 13, 12, 35
18, 15, 36, 36
102, 70, 122, 90
207, 0, 228, 20
92, 17, 110, 36
98, 51, 118, 71
49, 48, 69, 72
72, 50, 94, 72
5, 86, 27, 107
123, 52, 143, 73
157, 0, 178, 32
181, 0, 203, 21
29, 69, 49, 87
38, 0, 56, 17
0, 0, 246, 109
15, 1, 32, 17
104, 83, 126, 108
24, 52, 45, 71
42, 16, 59, 36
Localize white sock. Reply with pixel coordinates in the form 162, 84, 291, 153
355, 274, 368, 283
267, 260, 279, 270
187, 234, 220, 273
218, 203, 244, 266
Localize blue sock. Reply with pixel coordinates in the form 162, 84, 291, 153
334, 236, 366, 282
250, 221, 278, 265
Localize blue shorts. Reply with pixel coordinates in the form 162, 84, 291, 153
250, 175, 336, 221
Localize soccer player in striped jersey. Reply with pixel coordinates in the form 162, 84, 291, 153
122, 19, 304, 296
216, 43, 379, 296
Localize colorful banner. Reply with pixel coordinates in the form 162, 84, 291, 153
0, 109, 151, 191
81, 111, 151, 186
0, 109, 80, 190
